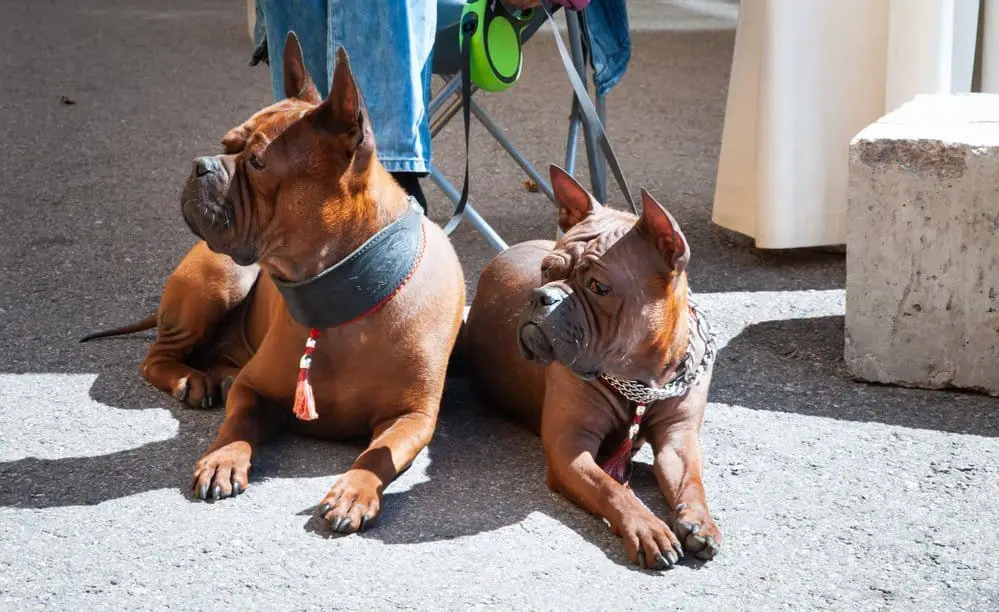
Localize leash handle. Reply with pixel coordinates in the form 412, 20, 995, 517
542, 2, 638, 214
441, 14, 477, 236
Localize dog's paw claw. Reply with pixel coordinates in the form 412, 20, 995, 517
617, 507, 682, 572
176, 372, 223, 410
318, 471, 381, 535
192, 443, 250, 503
220, 376, 236, 405
672, 506, 721, 560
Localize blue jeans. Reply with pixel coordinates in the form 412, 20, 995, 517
254, 0, 630, 174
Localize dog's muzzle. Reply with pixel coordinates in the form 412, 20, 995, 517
180, 156, 256, 265
517, 284, 571, 365
181, 156, 230, 237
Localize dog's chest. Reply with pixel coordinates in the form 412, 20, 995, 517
283, 328, 412, 438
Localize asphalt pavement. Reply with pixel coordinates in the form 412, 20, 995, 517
1, 1, 998, 610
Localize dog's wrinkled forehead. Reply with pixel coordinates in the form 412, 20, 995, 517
548, 209, 636, 274
221, 98, 315, 154
562, 211, 629, 252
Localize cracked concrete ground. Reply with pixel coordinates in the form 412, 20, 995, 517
1, 1, 998, 610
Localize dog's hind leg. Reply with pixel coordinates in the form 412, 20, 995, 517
140, 241, 259, 409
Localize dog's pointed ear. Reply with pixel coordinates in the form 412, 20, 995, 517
313, 47, 374, 159
282, 32, 321, 103
637, 189, 689, 273
550, 165, 600, 232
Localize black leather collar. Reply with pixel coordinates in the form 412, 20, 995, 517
273, 198, 426, 328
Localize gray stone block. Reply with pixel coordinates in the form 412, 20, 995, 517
846, 93, 999, 396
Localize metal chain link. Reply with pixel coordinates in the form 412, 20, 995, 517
600, 296, 716, 404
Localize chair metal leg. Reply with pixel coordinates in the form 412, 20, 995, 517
468, 99, 555, 204
431, 95, 464, 137
430, 76, 480, 137
565, 10, 606, 204
428, 165, 508, 253
428, 75, 463, 117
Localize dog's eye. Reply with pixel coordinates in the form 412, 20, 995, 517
587, 277, 611, 296
247, 153, 265, 170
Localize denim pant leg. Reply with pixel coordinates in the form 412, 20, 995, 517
257, 0, 436, 174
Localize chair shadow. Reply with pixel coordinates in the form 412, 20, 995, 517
709, 315, 999, 436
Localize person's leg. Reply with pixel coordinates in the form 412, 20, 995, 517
256, 0, 437, 212
258, 0, 332, 98
330, 0, 436, 212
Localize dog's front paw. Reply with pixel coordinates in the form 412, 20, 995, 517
671, 503, 721, 560
612, 507, 684, 571
317, 470, 381, 534
174, 370, 223, 410
192, 442, 251, 500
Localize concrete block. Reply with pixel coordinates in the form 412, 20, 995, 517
846, 93, 999, 396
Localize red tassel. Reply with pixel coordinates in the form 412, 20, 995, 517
600, 403, 646, 486
601, 438, 634, 486
292, 328, 320, 421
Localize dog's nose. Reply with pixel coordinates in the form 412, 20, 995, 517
532, 286, 565, 309
193, 156, 219, 177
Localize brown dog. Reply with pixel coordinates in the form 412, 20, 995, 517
81, 34, 465, 533
463, 165, 719, 569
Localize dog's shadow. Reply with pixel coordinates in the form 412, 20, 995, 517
294, 377, 684, 569
10, 315, 998, 572
347, 386, 703, 570
0, 337, 672, 571
0, 335, 357, 509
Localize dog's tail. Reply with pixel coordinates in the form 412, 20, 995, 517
79, 314, 157, 343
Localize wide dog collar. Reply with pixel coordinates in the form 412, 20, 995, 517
273, 198, 426, 329
278, 197, 426, 423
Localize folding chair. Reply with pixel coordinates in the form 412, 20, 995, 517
429, 1, 611, 252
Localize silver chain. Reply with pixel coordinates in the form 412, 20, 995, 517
600, 296, 716, 404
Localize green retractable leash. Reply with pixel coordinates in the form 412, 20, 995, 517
443, 0, 535, 235
461, 0, 535, 92
442, 0, 637, 235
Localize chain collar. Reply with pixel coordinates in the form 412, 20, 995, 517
599, 296, 716, 404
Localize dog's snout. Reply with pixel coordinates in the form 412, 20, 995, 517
532, 286, 565, 309
193, 156, 220, 178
